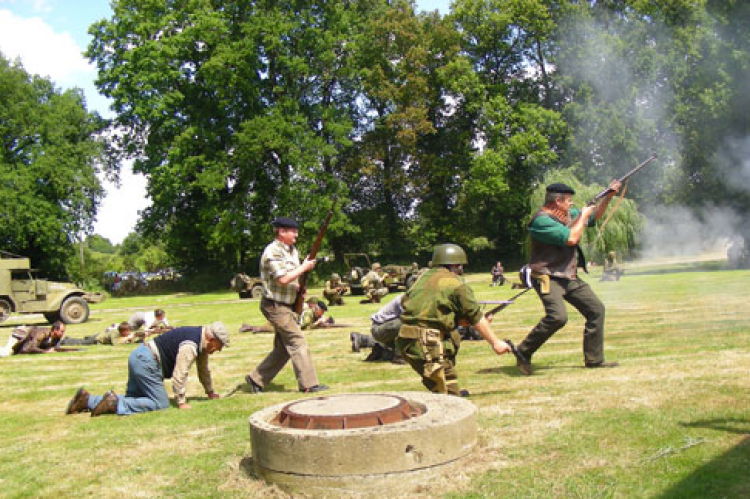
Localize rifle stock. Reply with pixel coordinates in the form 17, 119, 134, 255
293, 199, 337, 315
586, 153, 657, 207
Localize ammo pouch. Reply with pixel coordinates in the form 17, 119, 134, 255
399, 325, 445, 379
531, 272, 551, 294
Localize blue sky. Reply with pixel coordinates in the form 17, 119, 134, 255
0, 0, 450, 244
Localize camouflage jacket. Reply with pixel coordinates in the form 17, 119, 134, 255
12, 327, 63, 354
400, 267, 483, 334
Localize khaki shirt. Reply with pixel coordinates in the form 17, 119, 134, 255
260, 239, 300, 305
361, 270, 385, 291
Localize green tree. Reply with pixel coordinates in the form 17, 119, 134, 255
530, 167, 644, 262
0, 54, 108, 278
88, 0, 359, 273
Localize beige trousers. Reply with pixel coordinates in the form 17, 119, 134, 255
248, 298, 319, 391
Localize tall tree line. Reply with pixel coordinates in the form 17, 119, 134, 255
5, 0, 749, 279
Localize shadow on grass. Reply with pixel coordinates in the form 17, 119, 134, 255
476, 364, 576, 377
240, 456, 259, 479
655, 419, 750, 499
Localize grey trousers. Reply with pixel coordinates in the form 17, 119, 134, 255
518, 277, 606, 366
248, 298, 319, 391
371, 318, 402, 347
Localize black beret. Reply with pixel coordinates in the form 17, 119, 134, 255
317, 301, 328, 311
271, 216, 298, 229
546, 183, 575, 195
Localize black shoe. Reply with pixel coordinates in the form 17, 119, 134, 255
350, 333, 360, 353
504, 338, 532, 376
91, 391, 118, 417
459, 389, 470, 397
245, 375, 263, 393
585, 361, 619, 369
301, 384, 329, 393
391, 356, 407, 365
66, 387, 90, 414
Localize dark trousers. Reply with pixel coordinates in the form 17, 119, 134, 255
518, 277, 606, 366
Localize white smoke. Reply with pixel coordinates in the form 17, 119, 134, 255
714, 135, 750, 195
639, 205, 740, 259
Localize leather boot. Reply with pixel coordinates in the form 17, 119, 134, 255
66, 387, 90, 414
350, 333, 361, 353
91, 391, 118, 417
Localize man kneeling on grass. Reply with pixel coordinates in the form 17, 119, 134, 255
65, 322, 229, 417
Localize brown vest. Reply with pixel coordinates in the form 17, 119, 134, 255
528, 209, 586, 279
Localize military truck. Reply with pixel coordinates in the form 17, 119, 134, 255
343, 253, 422, 294
381, 263, 422, 291
231, 273, 264, 299
0, 251, 105, 324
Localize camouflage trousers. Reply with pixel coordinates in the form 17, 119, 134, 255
395, 326, 461, 396
323, 290, 345, 306
365, 287, 388, 302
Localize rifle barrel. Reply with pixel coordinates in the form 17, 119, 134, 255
587, 153, 657, 206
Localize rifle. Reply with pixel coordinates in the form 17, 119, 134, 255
482, 287, 533, 320
293, 199, 337, 315
586, 154, 657, 207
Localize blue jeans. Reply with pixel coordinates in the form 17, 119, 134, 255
87, 344, 170, 415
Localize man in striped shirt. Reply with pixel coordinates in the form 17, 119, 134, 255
244, 217, 328, 394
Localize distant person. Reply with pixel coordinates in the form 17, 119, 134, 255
490, 261, 505, 286
239, 298, 336, 333
244, 217, 327, 394
128, 309, 171, 340
2, 322, 69, 356
515, 181, 621, 376
360, 263, 388, 304
60, 322, 135, 346
350, 294, 405, 364
65, 323, 229, 416
600, 251, 624, 281
323, 273, 349, 306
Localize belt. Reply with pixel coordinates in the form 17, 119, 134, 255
261, 297, 295, 308
399, 324, 443, 339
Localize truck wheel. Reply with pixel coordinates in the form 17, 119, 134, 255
251, 284, 264, 299
59, 296, 90, 324
0, 299, 11, 323
44, 312, 60, 323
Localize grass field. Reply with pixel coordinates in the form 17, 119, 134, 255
1, 259, 748, 498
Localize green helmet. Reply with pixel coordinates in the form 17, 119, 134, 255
331, 273, 340, 280
432, 244, 468, 265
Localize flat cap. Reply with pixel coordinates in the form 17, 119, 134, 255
546, 183, 575, 195
271, 216, 299, 229
316, 301, 328, 311
207, 321, 230, 347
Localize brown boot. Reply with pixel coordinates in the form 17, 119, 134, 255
91, 391, 118, 417
65, 387, 90, 414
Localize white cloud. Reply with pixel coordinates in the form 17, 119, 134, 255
0, 9, 93, 87
0, 8, 148, 244
94, 161, 150, 245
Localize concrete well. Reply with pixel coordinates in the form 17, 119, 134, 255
248, 391, 477, 497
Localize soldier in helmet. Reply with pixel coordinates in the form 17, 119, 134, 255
361, 262, 388, 304
395, 244, 511, 396
323, 273, 349, 306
